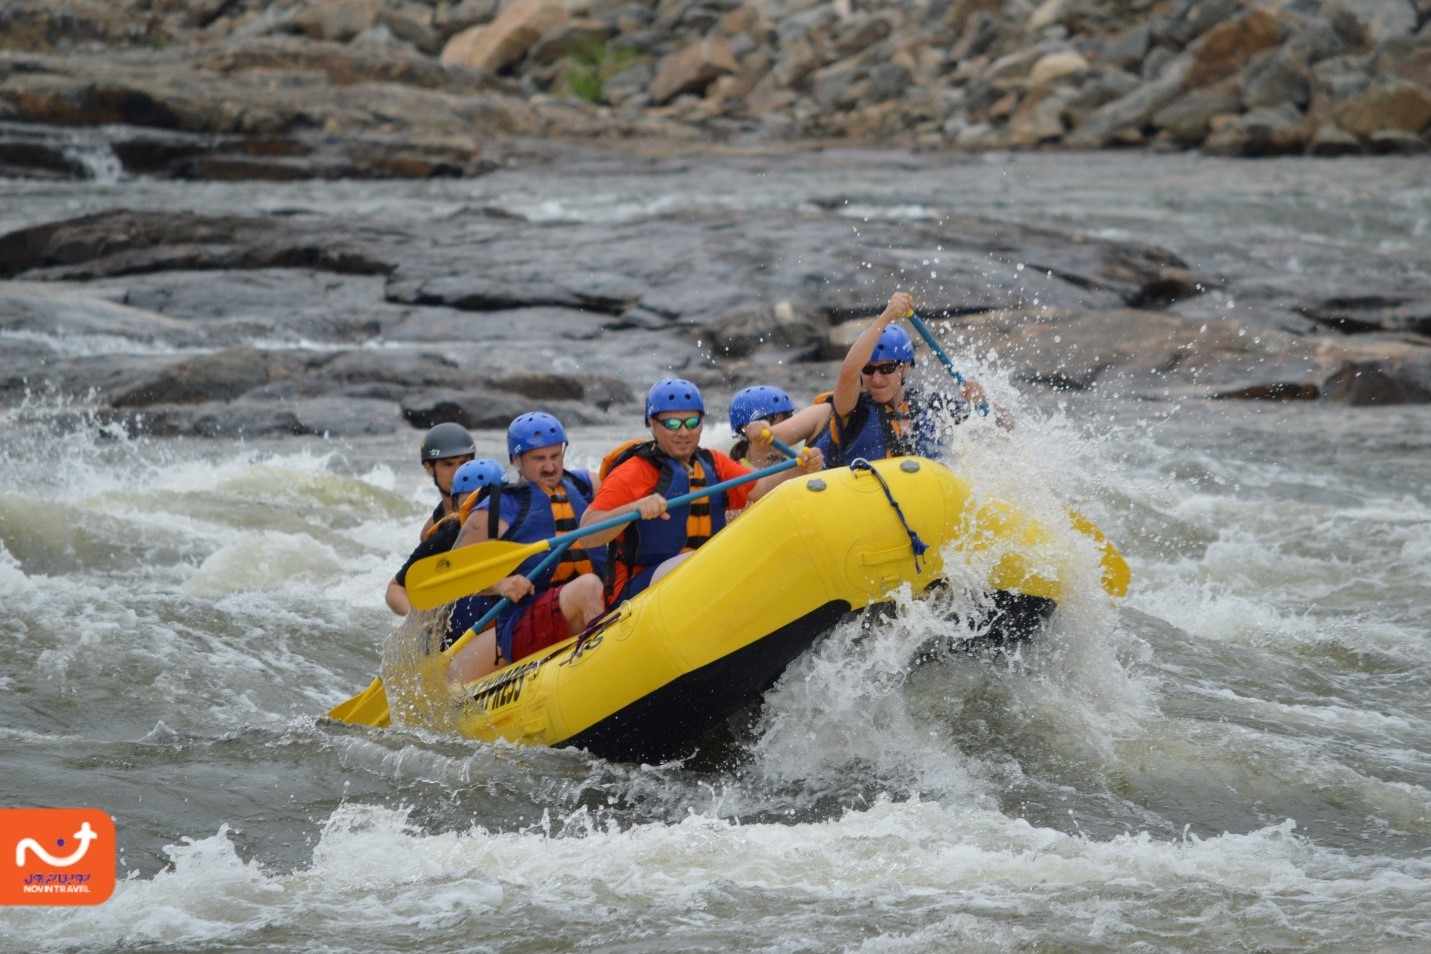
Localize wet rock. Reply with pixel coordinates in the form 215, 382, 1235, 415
1322, 360, 1431, 405
400, 388, 536, 429
709, 300, 824, 359
0, 210, 393, 281
311, 350, 469, 390
0, 134, 88, 179
107, 395, 407, 438
111, 270, 386, 343
109, 345, 308, 408
490, 372, 634, 407
0, 279, 202, 348
385, 270, 646, 315
1297, 296, 1431, 337
951, 305, 1258, 395
1211, 382, 1320, 401
0, 337, 57, 400
0, 194, 1248, 436
400, 390, 614, 429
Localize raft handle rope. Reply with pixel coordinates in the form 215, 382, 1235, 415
849, 458, 929, 573
563, 600, 629, 664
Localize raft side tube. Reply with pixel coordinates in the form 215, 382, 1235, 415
448, 458, 1071, 751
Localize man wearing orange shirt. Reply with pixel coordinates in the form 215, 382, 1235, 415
581, 378, 824, 603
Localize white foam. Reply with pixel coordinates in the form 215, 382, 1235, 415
0, 541, 32, 596
180, 532, 347, 597
4, 800, 1425, 950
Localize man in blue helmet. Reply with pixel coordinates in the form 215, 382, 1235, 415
805, 291, 991, 467
453, 412, 607, 666
580, 378, 824, 603
388, 458, 507, 650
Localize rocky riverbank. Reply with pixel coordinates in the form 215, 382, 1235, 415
1, 0, 1428, 181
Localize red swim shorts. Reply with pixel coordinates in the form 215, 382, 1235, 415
507, 586, 570, 663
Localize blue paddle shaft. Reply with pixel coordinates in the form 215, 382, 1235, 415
759, 431, 799, 460
907, 312, 990, 417
460, 540, 575, 639
770, 436, 799, 459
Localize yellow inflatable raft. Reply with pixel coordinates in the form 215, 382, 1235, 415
391, 456, 1128, 763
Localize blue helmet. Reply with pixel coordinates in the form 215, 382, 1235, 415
728, 385, 795, 432
451, 458, 505, 496
645, 378, 705, 419
507, 412, 567, 459
871, 325, 915, 365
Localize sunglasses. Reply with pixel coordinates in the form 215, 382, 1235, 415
861, 361, 903, 377
656, 415, 703, 431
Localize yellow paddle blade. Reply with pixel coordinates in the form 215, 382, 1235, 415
1068, 509, 1131, 598
326, 625, 486, 728
404, 539, 548, 610
326, 677, 392, 727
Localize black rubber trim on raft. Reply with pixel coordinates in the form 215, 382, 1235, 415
560, 590, 1057, 764
561, 600, 853, 765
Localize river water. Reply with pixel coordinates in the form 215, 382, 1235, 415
1, 150, 1428, 951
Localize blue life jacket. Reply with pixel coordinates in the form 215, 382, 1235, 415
494, 471, 604, 587
483, 471, 603, 661
606, 442, 728, 595
813, 389, 953, 467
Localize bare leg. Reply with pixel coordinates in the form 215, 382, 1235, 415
559, 574, 606, 634
649, 551, 694, 587
446, 627, 503, 685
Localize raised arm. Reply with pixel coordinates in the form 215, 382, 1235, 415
833, 291, 912, 417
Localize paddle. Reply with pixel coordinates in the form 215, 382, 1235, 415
405, 455, 807, 610
756, 428, 799, 460
326, 542, 575, 727
906, 311, 990, 416
903, 311, 1130, 597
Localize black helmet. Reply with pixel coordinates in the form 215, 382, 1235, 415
419, 422, 476, 462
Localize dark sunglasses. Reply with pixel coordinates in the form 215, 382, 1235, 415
861, 361, 903, 377
656, 415, 703, 431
